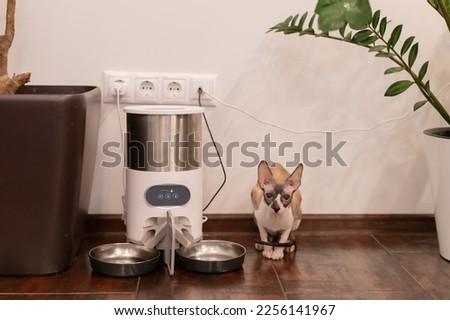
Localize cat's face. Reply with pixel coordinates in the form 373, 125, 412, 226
257, 161, 303, 215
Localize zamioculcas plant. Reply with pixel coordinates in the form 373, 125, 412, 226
268, 0, 450, 125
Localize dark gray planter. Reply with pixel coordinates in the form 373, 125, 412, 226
0, 86, 101, 275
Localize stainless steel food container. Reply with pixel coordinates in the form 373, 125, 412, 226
177, 240, 246, 273
89, 243, 160, 277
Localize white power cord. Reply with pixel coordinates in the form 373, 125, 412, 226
201, 83, 450, 135
113, 86, 127, 194
116, 90, 125, 141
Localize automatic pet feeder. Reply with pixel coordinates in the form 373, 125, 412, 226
89, 105, 245, 276
125, 104, 204, 275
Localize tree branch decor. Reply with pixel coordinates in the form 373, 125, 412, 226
0, 0, 31, 94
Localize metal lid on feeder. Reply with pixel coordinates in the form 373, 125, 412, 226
124, 105, 205, 115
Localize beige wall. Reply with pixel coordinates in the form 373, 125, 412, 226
4, 0, 450, 214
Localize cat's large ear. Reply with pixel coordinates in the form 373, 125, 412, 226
257, 161, 274, 189
285, 163, 303, 193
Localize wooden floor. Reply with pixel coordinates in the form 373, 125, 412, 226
1, 214, 450, 300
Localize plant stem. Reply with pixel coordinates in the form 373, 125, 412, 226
314, 26, 450, 126
369, 26, 450, 126
428, 91, 450, 125
437, 0, 450, 33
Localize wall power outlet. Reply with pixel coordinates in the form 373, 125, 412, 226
103, 71, 216, 106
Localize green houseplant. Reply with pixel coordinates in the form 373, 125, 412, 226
269, 0, 450, 260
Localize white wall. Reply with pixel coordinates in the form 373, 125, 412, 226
3, 0, 450, 214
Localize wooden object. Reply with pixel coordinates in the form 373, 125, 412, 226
0, 0, 31, 94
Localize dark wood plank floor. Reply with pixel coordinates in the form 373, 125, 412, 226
1, 215, 450, 300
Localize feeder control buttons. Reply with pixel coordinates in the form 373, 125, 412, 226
145, 184, 191, 207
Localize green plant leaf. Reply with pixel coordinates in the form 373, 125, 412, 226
414, 100, 428, 111
379, 17, 387, 36
339, 23, 348, 37
344, 31, 353, 41
388, 25, 403, 47
352, 29, 373, 44
283, 28, 300, 35
428, 0, 450, 18
299, 12, 308, 30
314, 0, 372, 32
418, 61, 429, 81
309, 14, 317, 28
359, 36, 378, 45
400, 36, 415, 56
375, 52, 395, 58
284, 16, 294, 27
300, 28, 315, 36
369, 45, 387, 52
267, 24, 281, 33
268, 18, 291, 33
384, 67, 404, 75
290, 14, 299, 27
408, 43, 419, 67
385, 80, 414, 96
372, 10, 381, 29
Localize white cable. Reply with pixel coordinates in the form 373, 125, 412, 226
201, 83, 450, 135
116, 91, 125, 140
114, 90, 126, 193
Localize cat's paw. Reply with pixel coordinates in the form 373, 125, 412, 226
262, 248, 273, 259
271, 249, 285, 260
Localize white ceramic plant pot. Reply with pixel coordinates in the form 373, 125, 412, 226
424, 127, 450, 260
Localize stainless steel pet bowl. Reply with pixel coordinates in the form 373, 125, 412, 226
177, 240, 246, 273
89, 243, 160, 277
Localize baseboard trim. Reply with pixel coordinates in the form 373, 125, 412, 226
85, 213, 436, 236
